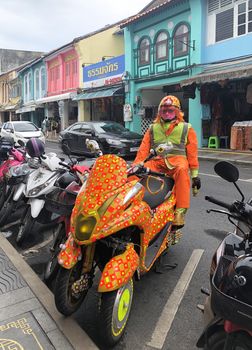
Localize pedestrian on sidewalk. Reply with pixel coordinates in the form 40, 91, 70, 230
42, 117, 49, 138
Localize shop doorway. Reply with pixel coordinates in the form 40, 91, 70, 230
200, 79, 252, 148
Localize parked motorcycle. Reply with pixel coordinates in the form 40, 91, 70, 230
43, 159, 90, 282
0, 137, 25, 211
0, 161, 35, 227
54, 140, 179, 346
197, 161, 252, 350
15, 151, 65, 245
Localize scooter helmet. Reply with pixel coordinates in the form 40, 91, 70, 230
220, 254, 252, 306
26, 137, 45, 158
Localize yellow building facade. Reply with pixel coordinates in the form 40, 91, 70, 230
74, 24, 124, 121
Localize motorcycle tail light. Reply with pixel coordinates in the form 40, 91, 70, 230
75, 215, 96, 241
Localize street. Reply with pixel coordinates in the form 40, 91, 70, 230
3, 141, 252, 350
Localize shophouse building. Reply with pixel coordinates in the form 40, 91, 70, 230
121, 0, 204, 144
0, 66, 26, 124
35, 43, 79, 132
74, 23, 125, 123
16, 57, 46, 127
181, 0, 252, 149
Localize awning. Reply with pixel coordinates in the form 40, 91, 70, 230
181, 59, 252, 86
74, 87, 124, 100
16, 104, 37, 113
4, 104, 18, 110
36, 92, 77, 104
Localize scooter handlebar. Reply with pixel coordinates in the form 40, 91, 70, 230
58, 161, 71, 169
205, 196, 233, 212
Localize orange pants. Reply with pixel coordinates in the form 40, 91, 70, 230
145, 156, 190, 209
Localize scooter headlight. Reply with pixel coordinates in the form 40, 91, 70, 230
10, 163, 31, 177
28, 180, 51, 196
75, 215, 96, 241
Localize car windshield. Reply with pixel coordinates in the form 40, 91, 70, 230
93, 122, 128, 134
13, 123, 39, 132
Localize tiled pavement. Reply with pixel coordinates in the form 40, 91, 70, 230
0, 234, 98, 350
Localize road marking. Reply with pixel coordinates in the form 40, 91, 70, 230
199, 172, 252, 183
146, 249, 204, 349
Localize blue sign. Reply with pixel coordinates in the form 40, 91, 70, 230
83, 55, 125, 83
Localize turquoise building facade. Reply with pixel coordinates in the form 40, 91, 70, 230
17, 57, 47, 128
122, 0, 204, 146
183, 0, 252, 148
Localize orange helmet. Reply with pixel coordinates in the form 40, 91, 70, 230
158, 95, 181, 110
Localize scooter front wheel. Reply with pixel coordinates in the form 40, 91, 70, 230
99, 278, 134, 347
16, 207, 34, 246
205, 329, 252, 350
0, 181, 6, 210
54, 259, 88, 316
44, 225, 66, 283
0, 199, 14, 227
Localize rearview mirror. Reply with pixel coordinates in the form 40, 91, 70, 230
214, 161, 239, 183
85, 130, 95, 136
86, 139, 102, 156
18, 140, 25, 147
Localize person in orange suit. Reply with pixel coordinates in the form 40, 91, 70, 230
133, 95, 201, 228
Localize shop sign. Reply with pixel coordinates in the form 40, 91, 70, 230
83, 55, 125, 89
123, 103, 132, 122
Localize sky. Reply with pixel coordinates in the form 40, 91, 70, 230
0, 0, 150, 53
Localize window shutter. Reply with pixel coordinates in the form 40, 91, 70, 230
208, 0, 220, 13
216, 8, 234, 41
220, 0, 232, 7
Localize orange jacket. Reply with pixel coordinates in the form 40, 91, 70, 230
134, 121, 199, 173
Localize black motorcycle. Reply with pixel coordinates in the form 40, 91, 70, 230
197, 161, 252, 350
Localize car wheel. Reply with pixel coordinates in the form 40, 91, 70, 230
61, 140, 70, 155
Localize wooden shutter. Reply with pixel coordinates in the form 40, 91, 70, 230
208, 0, 220, 13
216, 8, 234, 41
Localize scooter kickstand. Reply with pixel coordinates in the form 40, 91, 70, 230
154, 256, 178, 274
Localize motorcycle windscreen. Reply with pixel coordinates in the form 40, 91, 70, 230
73, 154, 128, 217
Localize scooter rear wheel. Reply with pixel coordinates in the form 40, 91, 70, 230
99, 278, 134, 347
205, 330, 252, 350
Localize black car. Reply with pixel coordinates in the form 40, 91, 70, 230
59, 121, 143, 157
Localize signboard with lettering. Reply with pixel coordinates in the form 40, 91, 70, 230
83, 55, 125, 89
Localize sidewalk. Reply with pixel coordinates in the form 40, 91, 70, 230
198, 148, 252, 165
0, 233, 98, 350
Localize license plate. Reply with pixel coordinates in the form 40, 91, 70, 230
130, 147, 139, 152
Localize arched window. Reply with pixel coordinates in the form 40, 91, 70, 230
34, 69, 40, 100
156, 32, 168, 61
28, 72, 32, 101
24, 74, 28, 103
139, 38, 150, 65
174, 24, 189, 57
40, 67, 46, 97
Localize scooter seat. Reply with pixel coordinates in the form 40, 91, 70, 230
140, 175, 174, 209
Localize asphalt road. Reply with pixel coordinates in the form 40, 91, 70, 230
3, 141, 252, 350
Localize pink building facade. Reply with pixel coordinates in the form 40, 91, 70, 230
47, 48, 79, 96
36, 45, 79, 133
